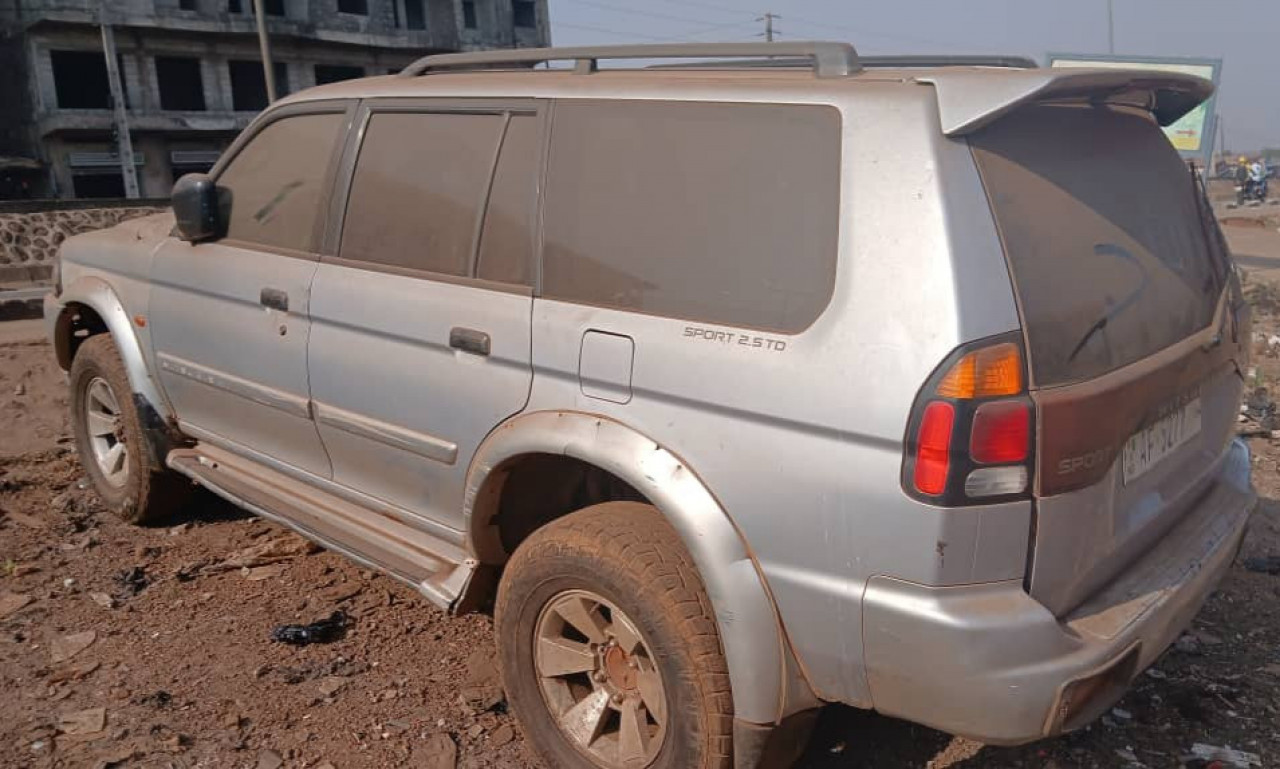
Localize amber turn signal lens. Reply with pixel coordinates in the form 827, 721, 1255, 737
935, 343, 1022, 399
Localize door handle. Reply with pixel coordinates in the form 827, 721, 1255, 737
260, 287, 289, 312
449, 327, 491, 356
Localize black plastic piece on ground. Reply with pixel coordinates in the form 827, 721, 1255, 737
270, 611, 348, 646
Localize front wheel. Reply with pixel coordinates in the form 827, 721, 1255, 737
495, 502, 733, 769
69, 335, 190, 525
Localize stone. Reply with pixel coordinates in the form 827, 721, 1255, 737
50, 630, 97, 663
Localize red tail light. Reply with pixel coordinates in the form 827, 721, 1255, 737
913, 401, 955, 495
970, 401, 1030, 464
902, 333, 1035, 506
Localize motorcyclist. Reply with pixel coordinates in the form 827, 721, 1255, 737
1248, 159, 1269, 201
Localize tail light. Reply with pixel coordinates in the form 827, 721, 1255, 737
901, 333, 1035, 505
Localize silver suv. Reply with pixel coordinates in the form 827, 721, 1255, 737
45, 42, 1255, 769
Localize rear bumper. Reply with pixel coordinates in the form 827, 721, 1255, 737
861, 439, 1254, 745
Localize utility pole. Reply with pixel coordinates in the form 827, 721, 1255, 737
1107, 0, 1115, 54
99, 1, 139, 199
758, 12, 780, 42
254, 0, 277, 103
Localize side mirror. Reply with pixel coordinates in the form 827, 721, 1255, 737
172, 173, 221, 242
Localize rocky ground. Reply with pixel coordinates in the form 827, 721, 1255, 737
2, 281, 1280, 767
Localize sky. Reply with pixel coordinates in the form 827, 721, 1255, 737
546, 0, 1279, 152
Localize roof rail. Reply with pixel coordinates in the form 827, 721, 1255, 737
862, 55, 1039, 69
401, 41, 862, 79
649, 54, 1038, 72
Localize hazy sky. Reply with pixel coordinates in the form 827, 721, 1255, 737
547, 0, 1278, 152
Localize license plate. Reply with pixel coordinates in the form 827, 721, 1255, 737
1122, 398, 1202, 485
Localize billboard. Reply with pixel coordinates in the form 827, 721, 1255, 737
1047, 54, 1222, 164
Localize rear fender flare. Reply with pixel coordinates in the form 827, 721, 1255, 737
463, 409, 815, 725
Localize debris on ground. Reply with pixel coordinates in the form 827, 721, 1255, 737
112, 566, 149, 599
255, 748, 284, 769
178, 534, 320, 580
270, 611, 347, 646
0, 591, 32, 619
48, 660, 99, 684
49, 630, 97, 663
57, 707, 106, 736
415, 732, 458, 769
1239, 387, 1280, 435
1188, 743, 1263, 768
1242, 555, 1280, 574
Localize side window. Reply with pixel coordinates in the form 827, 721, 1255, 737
543, 100, 841, 333
477, 115, 539, 285
339, 111, 505, 276
217, 112, 344, 252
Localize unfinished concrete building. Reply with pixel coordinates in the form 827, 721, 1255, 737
0, 0, 550, 199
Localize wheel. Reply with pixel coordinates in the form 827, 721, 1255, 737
69, 335, 189, 524
496, 501, 733, 769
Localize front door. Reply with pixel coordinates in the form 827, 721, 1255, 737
149, 104, 352, 476
306, 100, 542, 533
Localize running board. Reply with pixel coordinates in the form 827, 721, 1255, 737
167, 445, 475, 611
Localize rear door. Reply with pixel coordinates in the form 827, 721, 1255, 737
970, 104, 1247, 616
306, 99, 541, 534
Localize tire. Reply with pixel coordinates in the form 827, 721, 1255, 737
69, 335, 189, 525
496, 501, 733, 769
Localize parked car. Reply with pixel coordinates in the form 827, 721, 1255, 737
45, 42, 1254, 769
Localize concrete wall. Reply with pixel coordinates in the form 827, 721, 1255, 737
0, 202, 166, 279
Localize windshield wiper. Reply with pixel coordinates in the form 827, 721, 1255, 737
1067, 243, 1148, 363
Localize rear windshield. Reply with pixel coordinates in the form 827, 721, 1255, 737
970, 104, 1225, 387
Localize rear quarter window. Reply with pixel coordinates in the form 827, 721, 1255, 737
542, 100, 841, 333
970, 104, 1223, 387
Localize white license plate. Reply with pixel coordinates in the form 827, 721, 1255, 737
1122, 398, 1202, 485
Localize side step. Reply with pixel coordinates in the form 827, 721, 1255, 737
167, 444, 475, 610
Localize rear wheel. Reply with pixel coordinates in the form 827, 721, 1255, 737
69, 335, 189, 524
496, 502, 733, 769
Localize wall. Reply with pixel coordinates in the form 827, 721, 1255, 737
0, 201, 167, 280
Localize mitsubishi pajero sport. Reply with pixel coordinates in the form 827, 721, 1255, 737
45, 42, 1255, 769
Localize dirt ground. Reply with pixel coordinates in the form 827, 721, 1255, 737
3, 276, 1280, 768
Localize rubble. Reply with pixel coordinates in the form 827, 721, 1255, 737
0, 591, 32, 619
49, 630, 96, 663
57, 707, 106, 736
1188, 743, 1262, 768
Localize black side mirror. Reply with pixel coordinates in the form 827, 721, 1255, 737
172, 173, 221, 242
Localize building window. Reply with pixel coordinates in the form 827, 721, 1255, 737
462, 0, 477, 29
337, 0, 368, 14
155, 56, 207, 111
229, 0, 283, 13
229, 60, 289, 111
404, 0, 426, 29
73, 173, 127, 199
179, 0, 197, 9
50, 50, 111, 109
314, 64, 364, 84
513, 0, 535, 28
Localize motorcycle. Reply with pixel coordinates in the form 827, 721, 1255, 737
1237, 177, 1269, 205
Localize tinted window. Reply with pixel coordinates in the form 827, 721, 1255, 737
477, 115, 538, 285
340, 112, 504, 276
218, 112, 344, 252
971, 105, 1224, 386
543, 101, 841, 332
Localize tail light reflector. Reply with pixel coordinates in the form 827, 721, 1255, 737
913, 401, 955, 496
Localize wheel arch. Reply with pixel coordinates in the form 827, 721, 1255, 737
53, 276, 171, 420
462, 409, 818, 726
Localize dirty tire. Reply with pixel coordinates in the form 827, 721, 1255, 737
496, 501, 733, 769
69, 335, 189, 525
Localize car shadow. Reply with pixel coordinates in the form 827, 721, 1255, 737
795, 706, 968, 768
159, 485, 255, 526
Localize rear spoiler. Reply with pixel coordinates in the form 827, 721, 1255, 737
917, 68, 1214, 136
